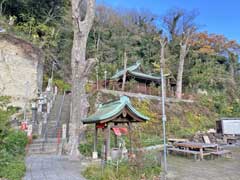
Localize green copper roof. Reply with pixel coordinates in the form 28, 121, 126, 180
82, 96, 149, 124
111, 61, 168, 82
111, 61, 141, 79
129, 71, 161, 81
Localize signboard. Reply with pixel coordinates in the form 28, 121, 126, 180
62, 124, 67, 139
20, 122, 27, 130
38, 122, 42, 135
27, 125, 32, 136
222, 119, 240, 135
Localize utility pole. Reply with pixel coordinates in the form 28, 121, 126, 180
122, 51, 128, 91
96, 67, 99, 90
161, 67, 167, 175
104, 70, 107, 89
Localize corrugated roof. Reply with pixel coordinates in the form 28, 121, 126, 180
82, 96, 149, 124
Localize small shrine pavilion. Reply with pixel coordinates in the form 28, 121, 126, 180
110, 61, 176, 95
82, 96, 149, 161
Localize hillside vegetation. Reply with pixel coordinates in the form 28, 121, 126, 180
1, 0, 240, 139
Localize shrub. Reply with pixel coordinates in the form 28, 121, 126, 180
0, 159, 26, 180
3, 130, 28, 156
53, 79, 71, 92
0, 130, 27, 180
79, 143, 92, 157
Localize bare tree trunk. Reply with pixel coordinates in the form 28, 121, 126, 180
176, 43, 188, 99
0, 0, 6, 16
229, 63, 235, 82
227, 51, 236, 85
69, 0, 96, 159
122, 51, 128, 91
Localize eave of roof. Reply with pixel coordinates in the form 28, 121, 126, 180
128, 71, 161, 82
111, 61, 141, 79
111, 61, 170, 81
82, 96, 149, 124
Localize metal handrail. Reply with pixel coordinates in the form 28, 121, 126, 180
55, 92, 65, 153
41, 88, 55, 151
41, 113, 49, 151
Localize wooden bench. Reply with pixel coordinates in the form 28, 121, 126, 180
211, 150, 232, 159
168, 148, 200, 160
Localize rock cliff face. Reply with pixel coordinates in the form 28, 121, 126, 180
0, 34, 43, 107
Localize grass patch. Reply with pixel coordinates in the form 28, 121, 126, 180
83, 151, 161, 180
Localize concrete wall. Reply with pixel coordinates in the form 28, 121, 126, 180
0, 34, 43, 107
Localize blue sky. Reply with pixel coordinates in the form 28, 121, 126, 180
96, 0, 240, 43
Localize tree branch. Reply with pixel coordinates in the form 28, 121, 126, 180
83, 58, 96, 77
85, 0, 95, 30
0, 0, 6, 16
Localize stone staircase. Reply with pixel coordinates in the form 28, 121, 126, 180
27, 94, 71, 155
46, 95, 63, 138
27, 138, 59, 155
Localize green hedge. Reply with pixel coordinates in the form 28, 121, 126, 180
0, 130, 28, 180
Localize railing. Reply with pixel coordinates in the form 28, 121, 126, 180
40, 79, 56, 151
55, 92, 65, 154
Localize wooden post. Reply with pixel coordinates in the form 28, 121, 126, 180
114, 134, 118, 148
107, 124, 111, 160
128, 122, 133, 153
104, 124, 111, 161
200, 148, 203, 160
145, 82, 147, 94
114, 123, 118, 147
92, 124, 98, 159
93, 124, 98, 152
104, 126, 108, 161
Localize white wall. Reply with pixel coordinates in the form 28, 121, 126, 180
0, 38, 40, 108
222, 119, 240, 135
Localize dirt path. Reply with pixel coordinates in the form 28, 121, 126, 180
166, 146, 240, 180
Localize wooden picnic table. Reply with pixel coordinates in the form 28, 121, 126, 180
168, 138, 188, 144
174, 142, 219, 160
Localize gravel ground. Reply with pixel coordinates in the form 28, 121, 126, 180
166, 146, 240, 180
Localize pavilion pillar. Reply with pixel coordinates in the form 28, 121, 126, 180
128, 122, 133, 153
107, 124, 111, 160
114, 123, 118, 147
104, 126, 107, 161
145, 81, 147, 94
93, 124, 98, 151
92, 124, 98, 159
114, 134, 118, 147
104, 123, 111, 161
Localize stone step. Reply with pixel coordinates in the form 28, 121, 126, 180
30, 141, 58, 146
27, 138, 60, 155
27, 148, 58, 155
32, 138, 58, 143
28, 146, 58, 153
